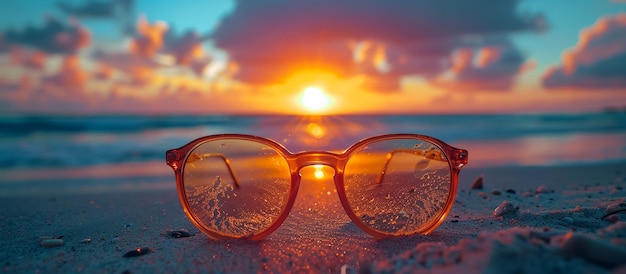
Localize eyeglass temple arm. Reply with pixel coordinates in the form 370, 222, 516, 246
374, 149, 445, 185
191, 153, 242, 189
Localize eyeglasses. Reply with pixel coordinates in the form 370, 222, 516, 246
165, 134, 468, 240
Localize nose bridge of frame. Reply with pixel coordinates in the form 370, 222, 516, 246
292, 152, 342, 177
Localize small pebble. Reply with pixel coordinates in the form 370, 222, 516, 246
40, 239, 64, 247
478, 192, 488, 199
491, 190, 501, 196
471, 175, 484, 190
505, 189, 516, 194
493, 201, 519, 218
80, 238, 92, 244
602, 201, 626, 220
605, 201, 626, 214
123, 247, 152, 258
561, 217, 574, 225
606, 215, 620, 223
167, 230, 192, 238
536, 185, 552, 194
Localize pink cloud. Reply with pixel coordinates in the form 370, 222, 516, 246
433, 37, 532, 91
542, 13, 626, 89
129, 16, 168, 58
211, 0, 545, 91
451, 48, 474, 73
0, 56, 94, 113
476, 47, 502, 68
163, 30, 205, 65
45, 55, 89, 88
9, 48, 47, 70
97, 16, 211, 81
92, 51, 160, 85
161, 30, 212, 76
94, 65, 115, 81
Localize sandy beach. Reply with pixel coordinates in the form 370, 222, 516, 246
2, 161, 626, 273
1, 0, 626, 272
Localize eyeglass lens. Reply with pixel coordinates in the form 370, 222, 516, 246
343, 138, 451, 235
182, 139, 292, 238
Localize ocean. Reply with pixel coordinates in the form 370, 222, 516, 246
1, 112, 625, 195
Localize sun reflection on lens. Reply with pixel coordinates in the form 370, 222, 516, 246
313, 165, 325, 179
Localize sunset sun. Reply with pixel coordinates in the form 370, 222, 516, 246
300, 87, 330, 112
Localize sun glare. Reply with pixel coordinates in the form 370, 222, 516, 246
313, 165, 325, 179
300, 87, 330, 112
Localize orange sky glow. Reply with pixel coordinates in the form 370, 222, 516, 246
1, 1, 625, 115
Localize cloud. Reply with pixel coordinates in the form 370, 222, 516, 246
94, 64, 115, 80
0, 76, 36, 106
161, 29, 213, 76
211, 0, 545, 91
87, 16, 168, 86
9, 48, 47, 70
187, 59, 211, 76
1, 16, 90, 54
94, 51, 158, 73
433, 36, 534, 91
129, 15, 168, 58
163, 30, 205, 65
92, 50, 161, 85
45, 55, 89, 88
120, 16, 211, 77
0, 55, 94, 112
542, 13, 626, 89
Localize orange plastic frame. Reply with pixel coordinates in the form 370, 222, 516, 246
166, 134, 468, 240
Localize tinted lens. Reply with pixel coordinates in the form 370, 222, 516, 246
182, 139, 292, 238
343, 138, 452, 235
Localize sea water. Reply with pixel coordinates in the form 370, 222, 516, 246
0, 112, 624, 195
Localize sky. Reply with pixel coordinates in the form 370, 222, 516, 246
0, 0, 625, 115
